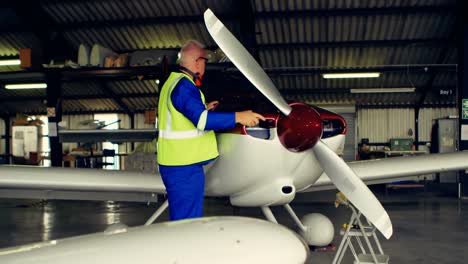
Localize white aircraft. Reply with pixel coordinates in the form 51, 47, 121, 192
0, 8, 468, 262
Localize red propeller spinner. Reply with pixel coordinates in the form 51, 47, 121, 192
277, 103, 323, 152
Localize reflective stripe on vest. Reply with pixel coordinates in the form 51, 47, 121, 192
159, 129, 206, 139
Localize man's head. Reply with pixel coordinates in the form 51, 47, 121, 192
179, 40, 208, 79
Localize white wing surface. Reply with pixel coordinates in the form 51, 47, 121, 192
305, 151, 468, 192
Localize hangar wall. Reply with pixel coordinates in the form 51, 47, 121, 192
118, 113, 154, 129
357, 107, 457, 143
118, 113, 155, 153
418, 108, 458, 142
11, 113, 154, 155
0, 109, 458, 157
61, 114, 94, 153
58, 113, 151, 154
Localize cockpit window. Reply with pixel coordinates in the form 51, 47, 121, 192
245, 127, 271, 139
244, 118, 276, 140
322, 119, 346, 138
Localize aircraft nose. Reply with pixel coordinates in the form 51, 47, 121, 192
277, 103, 323, 152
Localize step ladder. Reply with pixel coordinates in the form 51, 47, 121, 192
332, 193, 389, 264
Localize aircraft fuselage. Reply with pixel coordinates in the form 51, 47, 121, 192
205, 108, 347, 207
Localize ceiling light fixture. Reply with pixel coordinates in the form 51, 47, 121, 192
322, 72, 381, 79
350, 88, 416, 93
0, 59, 21, 66
5, 83, 48, 90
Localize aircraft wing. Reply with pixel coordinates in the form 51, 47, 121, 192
0, 216, 309, 264
303, 151, 468, 192
59, 129, 158, 143
0, 165, 165, 201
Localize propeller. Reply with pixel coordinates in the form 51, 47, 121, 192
204, 9, 292, 116
204, 9, 393, 239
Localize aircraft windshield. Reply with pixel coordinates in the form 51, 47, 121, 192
322, 119, 346, 138
312, 106, 347, 138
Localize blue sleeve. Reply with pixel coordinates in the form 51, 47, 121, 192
206, 111, 236, 131
171, 79, 236, 131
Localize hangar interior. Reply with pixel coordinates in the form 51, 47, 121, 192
0, 0, 467, 263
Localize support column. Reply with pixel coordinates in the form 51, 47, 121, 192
46, 71, 63, 167
130, 113, 135, 151
1, 115, 11, 164
414, 107, 420, 150
5, 116, 11, 164
458, 0, 468, 198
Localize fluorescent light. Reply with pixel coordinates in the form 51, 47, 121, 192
155, 79, 160, 85
350, 88, 416, 93
0, 59, 21, 66
5, 83, 47, 89
322, 72, 381, 79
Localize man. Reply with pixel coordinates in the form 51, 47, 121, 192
157, 40, 265, 221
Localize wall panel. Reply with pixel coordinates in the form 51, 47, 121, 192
62, 114, 94, 153
418, 107, 457, 142
357, 108, 457, 144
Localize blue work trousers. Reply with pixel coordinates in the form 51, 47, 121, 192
159, 164, 205, 221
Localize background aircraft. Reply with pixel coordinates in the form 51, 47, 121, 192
1, 8, 468, 257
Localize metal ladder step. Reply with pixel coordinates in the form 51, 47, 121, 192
354, 253, 389, 264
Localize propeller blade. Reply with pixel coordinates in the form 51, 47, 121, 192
204, 9, 292, 116
312, 141, 393, 239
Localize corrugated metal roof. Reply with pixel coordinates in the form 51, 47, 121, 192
252, 0, 456, 12
285, 88, 454, 107
122, 97, 157, 110
42, 0, 237, 23
0, 88, 45, 98
433, 71, 457, 87
0, 33, 39, 56
0, 0, 458, 113
62, 81, 105, 96
259, 46, 453, 68
42, 0, 238, 51
255, 14, 454, 44
0, 100, 45, 114
63, 98, 121, 112
108, 80, 158, 94
0, 65, 22, 72
62, 23, 221, 51
273, 72, 439, 91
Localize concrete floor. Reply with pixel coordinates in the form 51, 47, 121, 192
0, 188, 467, 263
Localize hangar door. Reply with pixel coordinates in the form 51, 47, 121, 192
341, 113, 356, 161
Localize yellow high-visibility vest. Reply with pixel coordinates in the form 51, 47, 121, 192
157, 72, 218, 165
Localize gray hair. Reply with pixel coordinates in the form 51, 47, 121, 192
178, 40, 206, 65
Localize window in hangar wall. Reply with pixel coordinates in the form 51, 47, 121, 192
35, 114, 119, 169
94, 113, 120, 170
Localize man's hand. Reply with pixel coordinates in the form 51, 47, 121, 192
206, 101, 219, 111
235, 110, 266, 127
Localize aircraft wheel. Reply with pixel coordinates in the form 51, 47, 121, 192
298, 213, 334, 246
